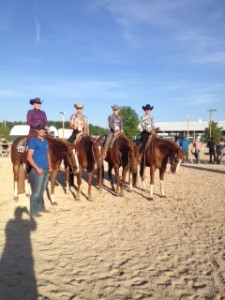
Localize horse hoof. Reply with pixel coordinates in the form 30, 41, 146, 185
160, 195, 166, 198
148, 197, 153, 201
26, 193, 30, 198
50, 201, 58, 206
13, 196, 19, 202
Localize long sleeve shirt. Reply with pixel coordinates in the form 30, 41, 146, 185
27, 109, 48, 129
138, 115, 154, 133
108, 114, 123, 132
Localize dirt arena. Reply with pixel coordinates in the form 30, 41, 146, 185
0, 151, 225, 300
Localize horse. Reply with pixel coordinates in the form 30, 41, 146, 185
99, 133, 139, 196
11, 135, 77, 201
67, 135, 103, 201
139, 134, 184, 200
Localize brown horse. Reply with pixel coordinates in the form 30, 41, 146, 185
67, 135, 103, 201
99, 133, 139, 196
11, 135, 77, 201
140, 134, 184, 200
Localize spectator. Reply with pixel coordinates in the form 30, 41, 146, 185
216, 138, 224, 165
207, 137, 216, 164
193, 137, 201, 164
179, 136, 189, 163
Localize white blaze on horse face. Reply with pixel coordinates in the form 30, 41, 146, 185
98, 145, 102, 159
175, 159, 182, 173
73, 149, 80, 173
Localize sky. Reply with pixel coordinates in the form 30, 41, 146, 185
0, 0, 225, 128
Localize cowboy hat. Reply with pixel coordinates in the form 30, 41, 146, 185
142, 104, 153, 111
111, 104, 120, 111
29, 97, 43, 105
74, 102, 84, 109
36, 124, 46, 130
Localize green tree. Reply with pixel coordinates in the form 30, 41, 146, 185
89, 124, 108, 136
204, 121, 223, 142
119, 106, 139, 139
0, 122, 11, 141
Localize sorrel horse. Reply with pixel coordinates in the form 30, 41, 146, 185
139, 134, 183, 200
99, 133, 139, 196
67, 135, 103, 201
11, 135, 77, 201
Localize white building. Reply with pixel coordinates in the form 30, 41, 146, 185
10, 125, 59, 138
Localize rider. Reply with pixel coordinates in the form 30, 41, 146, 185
67, 102, 89, 144
102, 104, 123, 159
27, 98, 49, 141
138, 104, 155, 155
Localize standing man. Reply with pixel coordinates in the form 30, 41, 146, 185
207, 137, 216, 164
27, 98, 48, 141
102, 104, 123, 159
67, 102, 88, 144
179, 136, 189, 163
27, 124, 52, 216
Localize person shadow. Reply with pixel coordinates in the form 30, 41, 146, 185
0, 207, 38, 300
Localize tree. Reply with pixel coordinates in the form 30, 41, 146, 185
0, 122, 11, 141
204, 121, 223, 142
119, 106, 139, 139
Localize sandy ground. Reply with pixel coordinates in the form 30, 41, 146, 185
0, 150, 225, 300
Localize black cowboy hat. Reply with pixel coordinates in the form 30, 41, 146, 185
36, 124, 45, 130
30, 97, 43, 105
142, 104, 153, 111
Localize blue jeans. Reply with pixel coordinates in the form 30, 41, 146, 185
28, 168, 49, 214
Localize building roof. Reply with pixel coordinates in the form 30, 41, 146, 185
155, 121, 225, 132
10, 125, 29, 136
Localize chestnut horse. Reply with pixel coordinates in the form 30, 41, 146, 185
67, 135, 103, 201
140, 134, 183, 199
99, 133, 139, 196
11, 135, 77, 201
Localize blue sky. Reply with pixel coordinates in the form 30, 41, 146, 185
0, 0, 225, 128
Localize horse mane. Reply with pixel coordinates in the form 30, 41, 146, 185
46, 135, 71, 149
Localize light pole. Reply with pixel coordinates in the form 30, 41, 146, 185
186, 115, 189, 139
207, 109, 217, 138
59, 111, 66, 138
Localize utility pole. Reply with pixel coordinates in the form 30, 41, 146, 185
207, 109, 217, 138
59, 111, 66, 138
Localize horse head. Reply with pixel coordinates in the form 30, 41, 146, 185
65, 145, 77, 174
170, 147, 183, 174
92, 138, 103, 169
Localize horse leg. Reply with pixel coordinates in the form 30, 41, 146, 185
108, 164, 115, 192
76, 170, 82, 200
139, 162, 146, 190
114, 165, 120, 196
48, 166, 60, 204
87, 171, 93, 200
149, 166, 155, 200
64, 165, 72, 194
96, 165, 103, 192
159, 169, 166, 198
13, 163, 20, 201
23, 163, 30, 197
120, 166, 128, 196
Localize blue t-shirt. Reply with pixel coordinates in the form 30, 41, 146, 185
28, 137, 49, 169
179, 139, 189, 150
